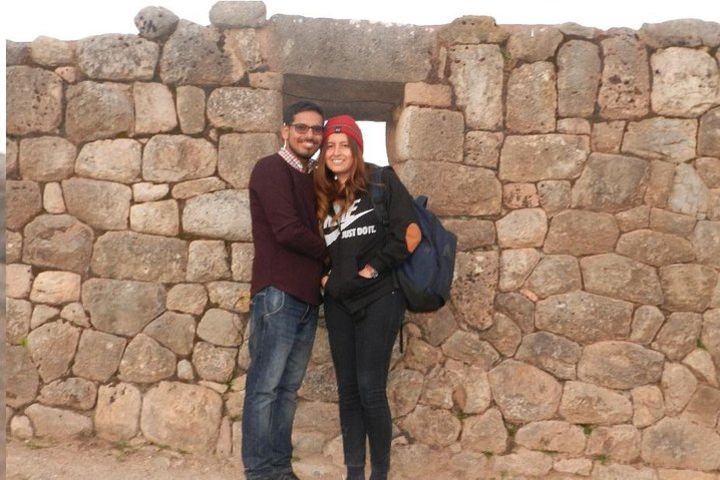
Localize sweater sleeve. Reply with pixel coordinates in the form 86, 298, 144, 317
366, 168, 420, 273
250, 158, 327, 261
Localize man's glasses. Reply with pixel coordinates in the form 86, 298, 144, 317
289, 123, 324, 135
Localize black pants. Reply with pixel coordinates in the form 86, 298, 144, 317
325, 290, 405, 480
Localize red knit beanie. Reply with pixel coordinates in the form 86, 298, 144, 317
323, 115, 363, 152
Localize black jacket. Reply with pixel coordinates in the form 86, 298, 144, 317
323, 165, 419, 313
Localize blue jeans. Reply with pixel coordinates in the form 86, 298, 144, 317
325, 291, 405, 480
242, 286, 318, 479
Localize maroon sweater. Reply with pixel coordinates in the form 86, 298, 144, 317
249, 153, 326, 305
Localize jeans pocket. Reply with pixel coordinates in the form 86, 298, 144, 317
263, 286, 286, 317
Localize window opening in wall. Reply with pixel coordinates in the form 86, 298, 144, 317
357, 121, 388, 167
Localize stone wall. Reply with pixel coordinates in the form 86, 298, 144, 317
5, 2, 720, 478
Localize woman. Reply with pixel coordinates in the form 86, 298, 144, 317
314, 115, 420, 480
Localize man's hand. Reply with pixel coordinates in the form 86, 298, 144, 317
357, 265, 378, 279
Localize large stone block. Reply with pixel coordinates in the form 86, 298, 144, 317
65, 82, 134, 143
617, 229, 695, 267
437, 15, 509, 44
515, 331, 581, 380
651, 47, 720, 117
119, 334, 176, 383
22, 214, 94, 274
6, 346, 40, 408
6, 66, 63, 135
134, 82, 178, 134
496, 209, 547, 248
571, 153, 649, 212
506, 26, 562, 63
641, 417, 720, 471
166, 283, 208, 315
660, 264, 717, 312
142, 135, 217, 183
544, 209, 619, 256
27, 321, 81, 382
536, 291, 633, 344
402, 405, 461, 448
7, 181, 42, 231
652, 312, 703, 361
498, 248, 540, 292
269, 15, 433, 83
38, 378, 96, 411
130, 200, 180, 237
622, 118, 697, 163
133, 6, 179, 39
463, 131, 503, 168
218, 133, 279, 189
387, 369, 423, 417
29, 271, 81, 305
160, 20, 244, 85
639, 19, 720, 48
557, 40, 602, 117
630, 305, 666, 345
580, 253, 663, 305
91, 231, 188, 283
25, 404, 93, 439
668, 163, 712, 217
95, 383, 142, 441
77, 34, 158, 80
197, 308, 243, 347
396, 161, 501, 216
144, 311, 196, 356
441, 330, 499, 369
182, 190, 252, 241
210, 1, 266, 27
450, 251, 498, 330
78, 139, 143, 184
506, 62, 556, 133
18, 136, 76, 182
559, 381, 632, 425
488, 360, 562, 423
172, 177, 227, 200
598, 35, 650, 119
698, 107, 720, 157
395, 107, 464, 163
176, 85, 206, 134
82, 278, 166, 336
72, 329, 126, 382
7, 293, 32, 344
692, 221, 720, 268
448, 44, 504, 130
192, 342, 237, 383
577, 341, 664, 390
525, 254, 582, 299
499, 134, 590, 182
662, 363, 699, 416
696, 157, 720, 189
207, 87, 282, 132
62, 178, 131, 230
141, 382, 223, 453
460, 408, 507, 454
515, 420, 586, 454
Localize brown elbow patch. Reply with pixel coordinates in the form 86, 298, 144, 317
406, 223, 421, 253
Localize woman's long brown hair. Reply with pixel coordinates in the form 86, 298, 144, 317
314, 136, 368, 225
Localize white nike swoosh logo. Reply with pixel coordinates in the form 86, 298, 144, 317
340, 208, 374, 230
324, 208, 375, 246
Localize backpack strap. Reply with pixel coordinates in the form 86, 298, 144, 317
369, 166, 390, 227
368, 166, 406, 353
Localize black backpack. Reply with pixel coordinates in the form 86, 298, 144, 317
369, 166, 458, 313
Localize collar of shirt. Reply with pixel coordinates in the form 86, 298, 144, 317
279, 147, 316, 174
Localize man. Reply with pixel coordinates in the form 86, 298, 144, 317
242, 101, 327, 480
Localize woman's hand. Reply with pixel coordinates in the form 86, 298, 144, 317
321, 275, 329, 288
357, 264, 377, 279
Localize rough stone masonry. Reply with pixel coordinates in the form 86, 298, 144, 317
5, 1, 720, 478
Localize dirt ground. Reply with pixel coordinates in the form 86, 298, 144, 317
5, 438, 249, 480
